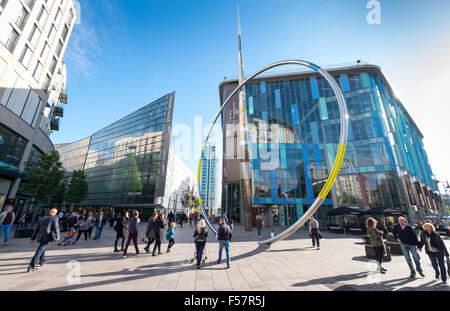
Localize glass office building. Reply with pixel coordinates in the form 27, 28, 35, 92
220, 63, 444, 227
55, 92, 194, 214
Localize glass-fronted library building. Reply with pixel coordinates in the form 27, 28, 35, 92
55, 92, 195, 219
220, 63, 445, 229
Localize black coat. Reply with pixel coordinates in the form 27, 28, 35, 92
153, 218, 165, 241
31, 216, 60, 243
418, 231, 449, 257
145, 218, 155, 237
121, 217, 129, 237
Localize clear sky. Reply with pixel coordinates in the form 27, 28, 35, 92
52, 0, 450, 191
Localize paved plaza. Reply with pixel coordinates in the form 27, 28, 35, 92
0, 223, 449, 291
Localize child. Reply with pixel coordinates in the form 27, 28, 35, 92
271, 230, 276, 238
166, 222, 176, 252
230, 219, 234, 231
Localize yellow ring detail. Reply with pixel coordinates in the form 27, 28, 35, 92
318, 143, 347, 200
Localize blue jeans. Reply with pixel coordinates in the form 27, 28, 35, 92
29, 241, 49, 268
0, 224, 12, 243
94, 226, 103, 239
428, 252, 447, 282
218, 240, 231, 266
400, 243, 423, 275
195, 240, 206, 265
257, 227, 262, 236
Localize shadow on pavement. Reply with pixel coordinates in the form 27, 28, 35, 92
292, 271, 450, 291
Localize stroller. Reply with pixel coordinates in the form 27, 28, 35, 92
190, 243, 208, 265
58, 227, 77, 246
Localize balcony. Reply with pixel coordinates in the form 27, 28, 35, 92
54, 106, 64, 117
51, 118, 60, 131
59, 92, 68, 104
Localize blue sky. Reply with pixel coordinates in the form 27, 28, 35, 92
53, 0, 450, 186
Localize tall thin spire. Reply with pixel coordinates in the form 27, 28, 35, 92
236, 5, 253, 232
237, 5, 244, 84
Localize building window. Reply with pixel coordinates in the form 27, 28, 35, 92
25, 146, 43, 172
0, 0, 8, 10
15, 6, 29, 30
61, 24, 69, 41
66, 8, 74, 25
3, 27, 19, 52
18, 44, 33, 67
32, 61, 43, 80
36, 5, 48, 27
48, 56, 57, 74
0, 124, 27, 170
54, 8, 63, 27
23, 0, 35, 10
39, 42, 50, 62
55, 39, 63, 57
28, 23, 40, 47
42, 74, 51, 91
47, 25, 56, 43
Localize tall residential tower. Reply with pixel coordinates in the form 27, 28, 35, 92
0, 0, 77, 211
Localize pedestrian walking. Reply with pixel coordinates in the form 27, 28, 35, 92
168, 211, 175, 224
27, 209, 60, 272
144, 212, 158, 253
24, 211, 32, 229
94, 211, 107, 240
152, 212, 166, 256
220, 212, 229, 225
166, 222, 175, 252
418, 223, 449, 284
66, 212, 77, 231
309, 216, 321, 250
74, 214, 90, 244
256, 215, 264, 238
193, 218, 208, 269
113, 213, 125, 252
366, 217, 387, 274
123, 210, 142, 258
393, 216, 424, 278
17, 213, 26, 229
217, 218, 232, 269
121, 211, 130, 248
87, 211, 96, 239
108, 213, 115, 228
0, 205, 16, 245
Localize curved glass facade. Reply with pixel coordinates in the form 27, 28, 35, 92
57, 92, 175, 208
220, 64, 442, 226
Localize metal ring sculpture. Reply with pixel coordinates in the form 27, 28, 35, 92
197, 60, 348, 245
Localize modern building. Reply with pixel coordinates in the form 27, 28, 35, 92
199, 142, 218, 217
56, 92, 196, 217
220, 62, 445, 228
0, 0, 77, 212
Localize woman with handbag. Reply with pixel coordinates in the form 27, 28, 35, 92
144, 212, 158, 253
193, 219, 208, 269
366, 217, 387, 274
418, 222, 449, 284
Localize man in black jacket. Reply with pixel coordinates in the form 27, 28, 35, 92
393, 217, 424, 278
28, 209, 60, 272
217, 218, 232, 269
